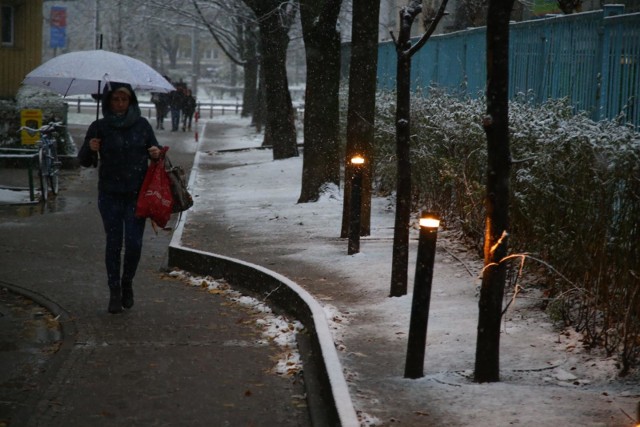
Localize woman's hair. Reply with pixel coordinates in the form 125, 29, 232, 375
103, 83, 139, 106
101, 82, 139, 116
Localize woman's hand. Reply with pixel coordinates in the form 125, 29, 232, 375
148, 146, 161, 160
89, 138, 101, 151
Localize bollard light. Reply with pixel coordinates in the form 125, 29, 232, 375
404, 211, 440, 379
419, 215, 440, 229
351, 155, 365, 165
348, 155, 365, 255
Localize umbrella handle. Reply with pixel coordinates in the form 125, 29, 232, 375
96, 80, 101, 124
92, 81, 101, 168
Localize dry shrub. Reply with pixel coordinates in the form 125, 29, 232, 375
369, 89, 640, 373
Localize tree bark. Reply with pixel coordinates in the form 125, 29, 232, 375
242, 56, 258, 118
340, 0, 380, 237
388, 0, 449, 297
298, 0, 342, 203
253, 60, 266, 133
237, 21, 259, 118
474, 0, 514, 383
243, 0, 298, 159
389, 4, 418, 297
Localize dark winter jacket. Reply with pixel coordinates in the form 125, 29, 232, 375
169, 90, 185, 110
182, 95, 196, 115
78, 83, 160, 194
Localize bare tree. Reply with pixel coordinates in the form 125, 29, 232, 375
339, 0, 380, 237
242, 0, 299, 159
474, 0, 515, 383
144, 1, 261, 115
389, 0, 449, 297
190, 1, 260, 116
297, 0, 343, 203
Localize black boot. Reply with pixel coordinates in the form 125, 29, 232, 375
122, 281, 134, 309
108, 286, 123, 314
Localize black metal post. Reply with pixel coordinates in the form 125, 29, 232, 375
28, 155, 35, 202
348, 159, 364, 255
404, 212, 439, 379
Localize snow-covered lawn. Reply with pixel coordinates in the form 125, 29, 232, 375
180, 114, 639, 426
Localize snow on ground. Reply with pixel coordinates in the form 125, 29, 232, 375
183, 114, 639, 426
18, 109, 636, 426
166, 269, 305, 378
0, 187, 39, 205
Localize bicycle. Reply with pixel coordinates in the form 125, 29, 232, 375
18, 121, 64, 202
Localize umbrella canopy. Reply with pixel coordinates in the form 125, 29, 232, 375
22, 49, 174, 96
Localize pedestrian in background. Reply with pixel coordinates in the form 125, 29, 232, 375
169, 83, 186, 131
78, 83, 162, 314
182, 88, 196, 132
151, 92, 169, 130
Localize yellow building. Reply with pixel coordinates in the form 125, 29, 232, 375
0, 0, 43, 99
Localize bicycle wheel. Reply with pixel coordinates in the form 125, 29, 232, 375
48, 145, 60, 195
38, 147, 48, 202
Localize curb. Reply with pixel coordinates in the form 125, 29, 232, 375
167, 124, 359, 427
0, 280, 78, 426
166, 148, 359, 426
167, 242, 359, 427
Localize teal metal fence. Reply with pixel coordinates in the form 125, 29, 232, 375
376, 5, 640, 127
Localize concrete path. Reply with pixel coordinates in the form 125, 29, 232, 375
0, 123, 310, 426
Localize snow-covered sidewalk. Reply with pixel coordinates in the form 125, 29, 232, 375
173, 114, 640, 426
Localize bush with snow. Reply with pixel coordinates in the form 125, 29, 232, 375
366, 88, 640, 374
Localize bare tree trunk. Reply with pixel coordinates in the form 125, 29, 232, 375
389, 5, 416, 297
253, 60, 265, 133
340, 0, 380, 237
474, 0, 514, 383
389, 0, 449, 297
243, 0, 298, 159
242, 56, 258, 118
298, 0, 342, 203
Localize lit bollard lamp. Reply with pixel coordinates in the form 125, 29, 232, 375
348, 155, 365, 255
404, 212, 440, 379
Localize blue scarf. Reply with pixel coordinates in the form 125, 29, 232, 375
104, 104, 142, 129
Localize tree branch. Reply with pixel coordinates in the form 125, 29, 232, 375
408, 0, 450, 57
192, 0, 245, 66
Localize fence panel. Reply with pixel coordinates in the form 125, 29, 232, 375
601, 13, 640, 125
377, 41, 397, 92
375, 8, 640, 128
464, 29, 487, 97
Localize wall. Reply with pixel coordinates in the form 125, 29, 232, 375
376, 6, 640, 128
0, 0, 43, 99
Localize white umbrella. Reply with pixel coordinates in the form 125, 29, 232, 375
22, 49, 174, 96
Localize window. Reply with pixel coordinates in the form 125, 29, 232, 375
1, 5, 14, 46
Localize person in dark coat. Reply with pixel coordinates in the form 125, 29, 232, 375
181, 89, 196, 132
78, 83, 162, 314
169, 84, 186, 131
151, 92, 169, 130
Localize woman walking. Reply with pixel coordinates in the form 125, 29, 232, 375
78, 83, 161, 314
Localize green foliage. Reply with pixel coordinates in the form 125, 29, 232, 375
367, 88, 640, 373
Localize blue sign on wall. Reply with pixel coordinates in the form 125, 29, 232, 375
50, 6, 66, 48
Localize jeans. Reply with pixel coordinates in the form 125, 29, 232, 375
170, 107, 181, 131
98, 191, 146, 288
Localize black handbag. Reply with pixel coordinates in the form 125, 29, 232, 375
164, 154, 194, 213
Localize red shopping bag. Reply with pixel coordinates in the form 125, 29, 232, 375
136, 147, 173, 228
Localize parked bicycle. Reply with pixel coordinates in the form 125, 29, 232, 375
18, 121, 64, 202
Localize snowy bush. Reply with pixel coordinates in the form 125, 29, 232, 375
1, 86, 74, 155
367, 89, 640, 373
